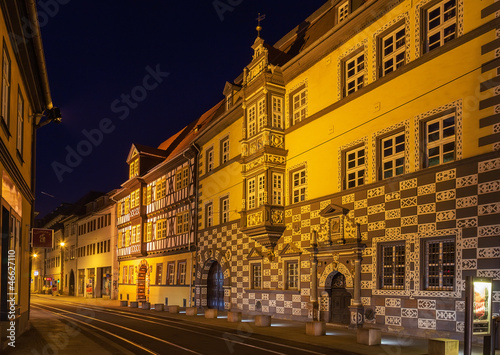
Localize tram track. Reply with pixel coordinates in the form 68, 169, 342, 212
32, 298, 336, 355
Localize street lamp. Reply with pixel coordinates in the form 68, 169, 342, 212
59, 241, 65, 295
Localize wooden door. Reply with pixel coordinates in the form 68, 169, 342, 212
207, 262, 224, 310
330, 273, 351, 324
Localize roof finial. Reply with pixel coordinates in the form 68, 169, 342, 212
256, 13, 265, 38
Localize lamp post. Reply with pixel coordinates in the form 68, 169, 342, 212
59, 241, 65, 295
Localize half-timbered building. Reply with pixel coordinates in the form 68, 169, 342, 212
115, 108, 219, 306
192, 0, 500, 341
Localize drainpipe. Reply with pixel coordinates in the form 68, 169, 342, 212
190, 143, 201, 307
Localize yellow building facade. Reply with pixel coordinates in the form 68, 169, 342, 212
0, 2, 55, 348
192, 0, 500, 339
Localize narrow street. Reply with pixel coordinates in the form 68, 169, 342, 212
10, 296, 356, 355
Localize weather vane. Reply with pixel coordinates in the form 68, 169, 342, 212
256, 13, 266, 37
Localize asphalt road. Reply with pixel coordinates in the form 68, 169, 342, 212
28, 297, 358, 355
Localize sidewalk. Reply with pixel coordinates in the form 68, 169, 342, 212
9, 294, 495, 355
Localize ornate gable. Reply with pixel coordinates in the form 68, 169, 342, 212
246, 247, 263, 260
279, 243, 302, 257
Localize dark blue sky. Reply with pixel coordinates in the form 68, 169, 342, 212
35, 0, 326, 218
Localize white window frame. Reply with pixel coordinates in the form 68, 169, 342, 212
345, 146, 365, 189
206, 148, 214, 173
381, 131, 405, 179
177, 261, 187, 285
251, 263, 262, 289
272, 96, 283, 129
292, 169, 306, 203
206, 203, 213, 228
257, 173, 266, 207
247, 179, 256, 210
292, 89, 306, 125
221, 137, 230, 164
286, 260, 299, 290
426, 0, 457, 52
272, 173, 283, 205
337, 1, 349, 23
247, 104, 257, 137
257, 98, 266, 131
425, 113, 455, 167
220, 197, 229, 224
381, 24, 406, 77
345, 51, 365, 96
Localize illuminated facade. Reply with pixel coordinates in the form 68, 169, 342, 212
114, 110, 217, 306
0, 1, 54, 347
191, 0, 500, 339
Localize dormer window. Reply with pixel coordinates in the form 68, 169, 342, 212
226, 93, 233, 110
337, 1, 349, 24
129, 159, 139, 179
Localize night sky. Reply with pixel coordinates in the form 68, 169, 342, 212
35, 0, 326, 218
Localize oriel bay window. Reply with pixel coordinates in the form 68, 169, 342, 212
272, 173, 283, 205
424, 238, 455, 291
380, 243, 405, 289
257, 98, 266, 131
247, 179, 256, 209
272, 96, 283, 129
247, 104, 257, 137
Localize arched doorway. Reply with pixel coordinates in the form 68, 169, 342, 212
207, 262, 224, 310
330, 273, 351, 324
69, 270, 75, 296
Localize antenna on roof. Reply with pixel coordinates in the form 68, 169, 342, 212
256, 13, 266, 38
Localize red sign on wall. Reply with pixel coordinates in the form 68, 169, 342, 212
32, 228, 54, 248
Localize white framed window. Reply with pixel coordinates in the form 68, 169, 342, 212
226, 93, 233, 110
220, 197, 229, 224
380, 243, 405, 289
206, 203, 213, 228
257, 98, 266, 131
257, 174, 266, 207
381, 25, 406, 77
286, 260, 299, 290
345, 146, 365, 189
425, 0, 457, 52
251, 263, 262, 289
167, 262, 175, 285
424, 238, 455, 290
292, 89, 307, 125
206, 147, 214, 173
1, 46, 10, 128
425, 113, 455, 167
272, 173, 283, 205
337, 1, 349, 23
292, 169, 306, 203
272, 96, 283, 129
177, 261, 187, 285
221, 137, 230, 164
247, 105, 256, 137
345, 51, 365, 96
381, 132, 405, 179
247, 179, 256, 209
